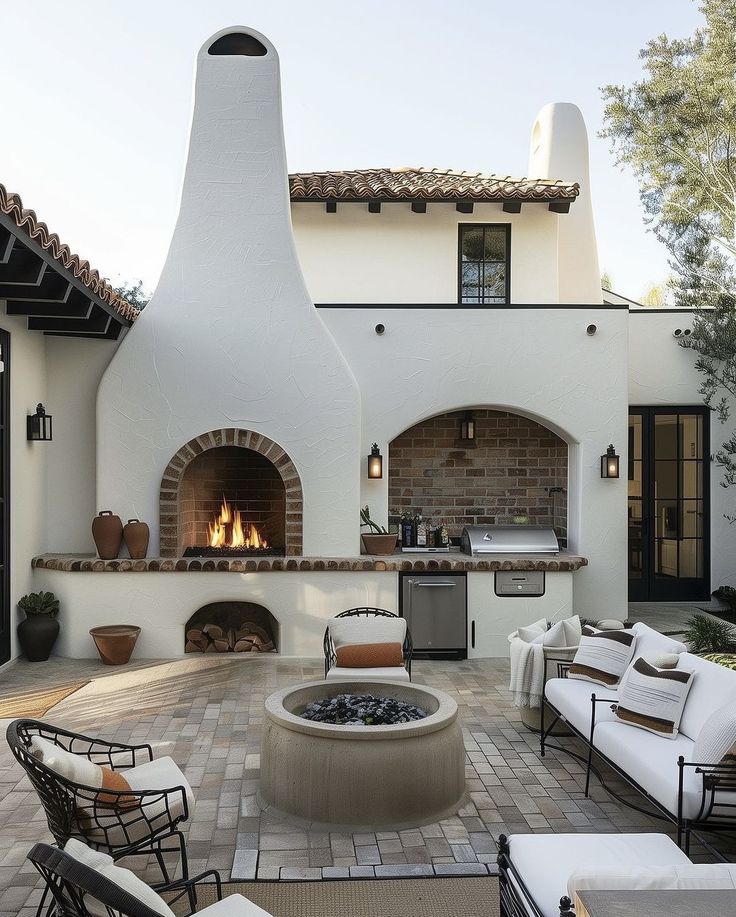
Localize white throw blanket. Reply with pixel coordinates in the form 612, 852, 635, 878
509, 636, 545, 708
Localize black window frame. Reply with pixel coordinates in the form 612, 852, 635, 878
457, 223, 511, 306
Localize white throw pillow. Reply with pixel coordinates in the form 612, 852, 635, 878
539, 616, 582, 648
329, 616, 406, 648
568, 863, 736, 897
630, 621, 687, 657
615, 658, 695, 738
693, 701, 736, 767
64, 839, 175, 917
569, 629, 637, 686
517, 618, 547, 643
31, 736, 103, 788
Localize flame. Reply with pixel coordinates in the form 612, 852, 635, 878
208, 497, 268, 550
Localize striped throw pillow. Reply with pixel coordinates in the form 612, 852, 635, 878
569, 629, 637, 686
614, 658, 695, 738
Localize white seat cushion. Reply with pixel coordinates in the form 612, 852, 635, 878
199, 894, 273, 916
593, 721, 716, 819
568, 863, 736, 898
329, 616, 406, 647
325, 666, 410, 683
677, 652, 736, 740
78, 756, 193, 847
545, 677, 617, 737
507, 833, 689, 917
630, 622, 686, 657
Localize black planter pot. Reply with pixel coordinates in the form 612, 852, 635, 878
17, 615, 60, 662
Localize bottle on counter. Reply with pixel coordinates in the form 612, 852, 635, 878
416, 515, 427, 548
402, 514, 414, 548
440, 520, 450, 547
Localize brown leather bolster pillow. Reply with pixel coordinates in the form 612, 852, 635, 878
96, 767, 137, 809
335, 642, 404, 668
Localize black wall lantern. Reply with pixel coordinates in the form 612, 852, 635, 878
27, 404, 53, 442
601, 444, 619, 479
367, 443, 383, 479
459, 411, 476, 443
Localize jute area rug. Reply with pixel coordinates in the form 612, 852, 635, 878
0, 680, 89, 718
174, 877, 500, 917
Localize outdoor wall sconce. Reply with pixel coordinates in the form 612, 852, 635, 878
367, 443, 383, 479
459, 412, 476, 443
601, 444, 620, 479
27, 403, 53, 441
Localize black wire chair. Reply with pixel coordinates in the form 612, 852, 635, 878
27, 842, 222, 917
323, 607, 413, 679
7, 720, 195, 890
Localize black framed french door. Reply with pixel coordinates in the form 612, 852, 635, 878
0, 330, 8, 664
628, 406, 710, 602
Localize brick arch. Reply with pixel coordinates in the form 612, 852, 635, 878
159, 428, 303, 557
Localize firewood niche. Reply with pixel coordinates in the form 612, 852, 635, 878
185, 601, 278, 654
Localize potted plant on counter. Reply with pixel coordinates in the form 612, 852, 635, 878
360, 506, 398, 555
17, 591, 60, 661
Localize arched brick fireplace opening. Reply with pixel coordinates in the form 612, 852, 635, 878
159, 429, 303, 557
388, 408, 568, 546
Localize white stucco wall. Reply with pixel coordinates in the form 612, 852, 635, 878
291, 203, 559, 304
45, 337, 116, 552
0, 313, 48, 660
629, 311, 736, 591
321, 306, 630, 619
96, 28, 361, 557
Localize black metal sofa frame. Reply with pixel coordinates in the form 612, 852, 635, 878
496, 834, 574, 917
539, 658, 736, 854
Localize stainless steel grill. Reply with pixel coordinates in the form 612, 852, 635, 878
461, 525, 559, 555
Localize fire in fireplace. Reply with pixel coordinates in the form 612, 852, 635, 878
206, 497, 268, 550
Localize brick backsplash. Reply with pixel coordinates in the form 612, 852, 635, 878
389, 410, 567, 543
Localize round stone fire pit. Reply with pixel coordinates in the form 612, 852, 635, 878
260, 680, 465, 828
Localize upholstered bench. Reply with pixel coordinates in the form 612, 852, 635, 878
497, 832, 736, 917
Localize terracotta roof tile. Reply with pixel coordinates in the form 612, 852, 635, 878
0, 183, 139, 322
289, 167, 579, 204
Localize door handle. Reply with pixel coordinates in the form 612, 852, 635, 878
412, 582, 457, 588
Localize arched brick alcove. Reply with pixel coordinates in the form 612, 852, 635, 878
159, 428, 303, 557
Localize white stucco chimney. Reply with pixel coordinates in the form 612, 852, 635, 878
96, 27, 361, 555
528, 103, 602, 304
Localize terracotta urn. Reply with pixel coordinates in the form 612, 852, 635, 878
92, 511, 123, 559
361, 533, 398, 555
123, 519, 149, 559
89, 625, 141, 665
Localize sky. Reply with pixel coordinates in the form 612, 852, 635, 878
0, 0, 706, 301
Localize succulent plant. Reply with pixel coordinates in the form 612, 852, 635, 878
17, 591, 59, 618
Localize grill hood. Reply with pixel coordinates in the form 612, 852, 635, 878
461, 525, 559, 555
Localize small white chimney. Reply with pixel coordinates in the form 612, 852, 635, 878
96, 27, 361, 555
528, 103, 602, 304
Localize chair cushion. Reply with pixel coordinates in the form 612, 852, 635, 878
507, 833, 689, 917
63, 838, 174, 916
78, 756, 193, 848
335, 642, 403, 668
614, 657, 695, 738
693, 701, 736, 768
30, 736, 103, 788
678, 652, 736, 740
518, 617, 547, 643
325, 666, 410, 683
545, 678, 617, 737
530, 616, 581, 648
592, 721, 723, 819
198, 894, 274, 916
329, 616, 406, 648
630, 622, 687, 657
569, 629, 637, 686
568, 863, 736, 898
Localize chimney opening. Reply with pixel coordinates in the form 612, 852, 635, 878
208, 33, 268, 57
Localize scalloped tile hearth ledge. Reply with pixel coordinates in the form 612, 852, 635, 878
31, 553, 588, 573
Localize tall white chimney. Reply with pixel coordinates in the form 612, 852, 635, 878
96, 27, 361, 555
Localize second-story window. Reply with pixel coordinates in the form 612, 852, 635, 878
459, 224, 510, 304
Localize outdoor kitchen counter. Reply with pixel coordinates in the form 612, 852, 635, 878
31, 552, 587, 573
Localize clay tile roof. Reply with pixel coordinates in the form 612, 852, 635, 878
288, 167, 579, 204
0, 183, 139, 322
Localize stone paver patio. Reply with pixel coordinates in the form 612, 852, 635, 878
0, 644, 727, 916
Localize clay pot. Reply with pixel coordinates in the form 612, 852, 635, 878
123, 519, 149, 559
17, 615, 60, 662
92, 511, 123, 559
89, 625, 141, 665
361, 533, 398, 555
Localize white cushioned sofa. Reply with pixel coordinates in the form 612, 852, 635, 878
497, 831, 736, 917
542, 622, 736, 850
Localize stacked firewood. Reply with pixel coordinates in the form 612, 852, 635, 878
185, 622, 275, 654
